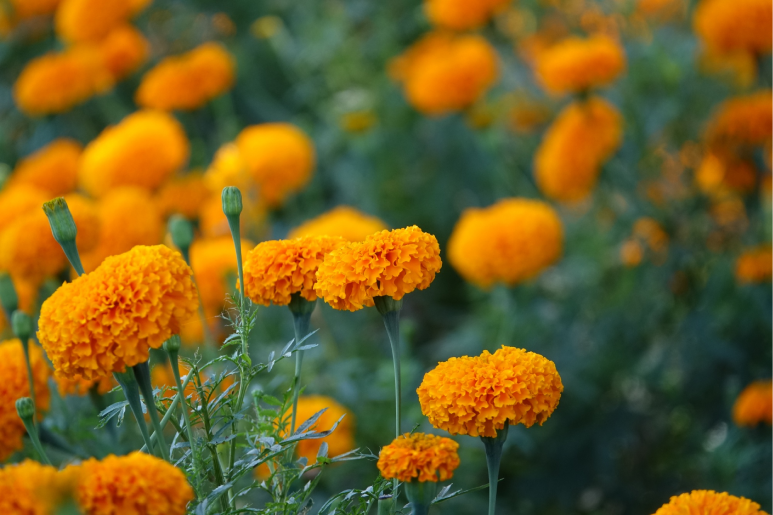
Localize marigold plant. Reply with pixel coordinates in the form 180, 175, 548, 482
693, 0, 772, 55
424, 0, 511, 30
98, 24, 149, 80
0, 460, 79, 514
652, 490, 767, 515
288, 206, 388, 242
377, 432, 460, 483
55, 0, 148, 43
732, 380, 773, 426
7, 139, 81, 196
735, 245, 772, 283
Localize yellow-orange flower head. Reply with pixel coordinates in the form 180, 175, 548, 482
695, 153, 758, 197
417, 346, 563, 437
7, 0, 61, 20
448, 198, 563, 289
288, 206, 388, 242
390, 31, 499, 115
424, 0, 511, 31
693, 0, 772, 55
735, 245, 772, 284
535, 34, 625, 95
377, 432, 460, 483
235, 123, 315, 207
314, 226, 442, 311
243, 236, 344, 306
706, 90, 773, 150
136, 42, 236, 111
0, 339, 51, 461
78, 110, 190, 197
285, 395, 355, 464
534, 97, 623, 202
0, 184, 48, 234
55, 0, 149, 43
155, 173, 212, 219
191, 236, 254, 317
733, 380, 772, 426
37, 245, 198, 381
98, 24, 149, 80
653, 490, 768, 515
8, 139, 81, 196
0, 460, 79, 515
76, 452, 193, 515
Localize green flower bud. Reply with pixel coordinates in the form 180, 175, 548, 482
42, 197, 77, 245
289, 292, 316, 316
11, 310, 32, 342
221, 186, 243, 218
163, 335, 182, 354
404, 480, 437, 515
0, 272, 18, 317
373, 295, 403, 316
168, 215, 194, 263
15, 397, 35, 421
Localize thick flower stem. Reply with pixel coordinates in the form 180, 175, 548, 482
19, 338, 36, 408
113, 370, 156, 458
377, 495, 395, 515
16, 398, 51, 465
141, 370, 194, 452
132, 362, 170, 461
288, 294, 314, 433
481, 423, 509, 515
196, 368, 230, 513
379, 308, 402, 438
405, 480, 437, 515
223, 188, 248, 357
166, 340, 200, 491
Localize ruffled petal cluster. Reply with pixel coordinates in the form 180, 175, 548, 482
55, 373, 115, 397
534, 97, 623, 202
78, 110, 190, 197
8, 139, 81, 196
76, 452, 193, 515
390, 31, 499, 115
55, 0, 149, 43
314, 226, 442, 311
448, 198, 563, 288
417, 346, 563, 437
0, 460, 79, 515
136, 42, 236, 111
424, 0, 511, 30
652, 490, 767, 515
693, 0, 772, 55
377, 432, 460, 483
37, 245, 198, 380
191, 236, 254, 316
288, 206, 388, 242
732, 380, 772, 426
0, 339, 51, 461
735, 245, 772, 283
243, 236, 345, 306
535, 34, 625, 95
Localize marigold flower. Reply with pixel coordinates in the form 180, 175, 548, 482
13, 46, 113, 116
8, 139, 81, 196
0, 339, 51, 461
76, 452, 193, 515
447, 198, 563, 289
37, 245, 198, 380
534, 97, 623, 202
620, 239, 644, 267
735, 245, 772, 283
0, 184, 48, 233
155, 173, 212, 219
98, 24, 149, 80
390, 32, 499, 115
55, 373, 115, 397
732, 380, 772, 426
0, 460, 79, 514
695, 153, 758, 196
288, 206, 388, 242
55, 0, 149, 43
377, 432, 460, 483
534, 34, 625, 95
314, 226, 442, 311
693, 0, 772, 55
288, 395, 355, 463
424, 0, 511, 30
705, 90, 772, 150
417, 346, 563, 437
136, 42, 236, 111
78, 110, 190, 197
7, 0, 61, 19
652, 490, 767, 515
191, 236, 253, 316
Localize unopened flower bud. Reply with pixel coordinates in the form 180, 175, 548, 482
221, 186, 243, 218
373, 295, 403, 316
42, 197, 77, 245
11, 310, 32, 342
168, 215, 194, 262
0, 272, 18, 317
15, 397, 35, 421
163, 335, 182, 354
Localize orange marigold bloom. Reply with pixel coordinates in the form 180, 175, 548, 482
534, 97, 623, 202
695, 153, 757, 196
155, 173, 212, 219
447, 198, 563, 289
98, 24, 149, 80
0, 460, 79, 515
288, 206, 388, 242
535, 34, 626, 95
424, 0, 511, 30
377, 432, 460, 483
390, 32, 499, 115
0, 339, 51, 461
55, 0, 149, 43
136, 42, 236, 111
620, 239, 644, 267
706, 90, 773, 149
13, 46, 113, 116
55, 374, 114, 397
191, 236, 253, 316
78, 110, 190, 197
314, 226, 442, 311
735, 245, 772, 283
652, 490, 767, 515
243, 236, 344, 306
37, 245, 198, 381
0, 184, 48, 233
8, 139, 81, 196
8, 0, 61, 19
76, 452, 193, 515
417, 346, 563, 437
733, 380, 772, 426
693, 0, 772, 55
236, 123, 315, 207
286, 395, 355, 463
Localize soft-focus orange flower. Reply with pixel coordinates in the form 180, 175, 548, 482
283, 395, 355, 463
55, 373, 115, 397
136, 42, 236, 111
155, 173, 212, 219
38, 245, 198, 380
55, 0, 149, 43
78, 110, 190, 197
695, 153, 757, 196
636, 0, 686, 21
418, 346, 563, 437
424, 0, 511, 30
204, 143, 250, 196
0, 460, 79, 515
0, 339, 51, 461
0, 184, 49, 233
76, 452, 193, 515
652, 490, 767, 515
705, 90, 772, 150
693, 0, 772, 55
535, 34, 625, 95
377, 433, 459, 483
390, 31, 499, 115
8, 139, 81, 196
633, 217, 669, 253
698, 48, 757, 88
0, 277, 38, 335
732, 380, 772, 426
191, 236, 253, 316
620, 239, 644, 267
710, 195, 749, 233
13, 46, 113, 116
315, 226, 442, 311
288, 206, 388, 242
448, 198, 563, 289
534, 97, 623, 202
735, 245, 772, 283
98, 24, 149, 80
8, 0, 61, 19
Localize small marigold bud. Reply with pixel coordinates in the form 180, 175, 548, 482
42, 197, 77, 245
11, 311, 32, 342
221, 186, 243, 217
374, 296, 402, 316
0, 273, 18, 316
168, 215, 194, 253
163, 335, 182, 354
15, 397, 35, 421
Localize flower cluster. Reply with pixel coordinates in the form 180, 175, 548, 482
448, 198, 563, 288
424, 0, 510, 30
377, 432, 460, 483
6, 139, 81, 196
289, 206, 388, 242
732, 380, 772, 426
705, 90, 772, 151
417, 346, 564, 437
652, 490, 767, 515
0, 460, 79, 514
314, 226, 442, 311
693, 0, 772, 55
735, 245, 772, 283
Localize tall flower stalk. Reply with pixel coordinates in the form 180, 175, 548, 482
374, 296, 403, 438
288, 293, 315, 433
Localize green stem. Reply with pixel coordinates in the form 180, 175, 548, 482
481, 423, 509, 515
196, 368, 230, 513
140, 371, 193, 453
168, 348, 200, 491
61, 240, 84, 276
225, 213, 247, 356
405, 480, 436, 515
19, 339, 36, 408
113, 370, 156, 457
290, 310, 311, 433
381, 310, 401, 439
133, 362, 170, 461
19, 416, 51, 465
